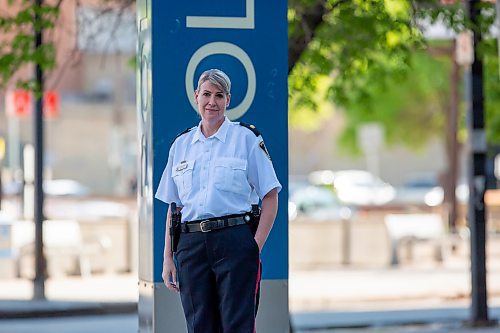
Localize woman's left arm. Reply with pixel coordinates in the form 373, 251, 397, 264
254, 187, 279, 252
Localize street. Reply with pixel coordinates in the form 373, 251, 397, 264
2, 314, 499, 333
0, 314, 138, 333
296, 326, 500, 333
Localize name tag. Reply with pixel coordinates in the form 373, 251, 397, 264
176, 161, 188, 172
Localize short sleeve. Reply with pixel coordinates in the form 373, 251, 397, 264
247, 136, 282, 199
155, 145, 181, 205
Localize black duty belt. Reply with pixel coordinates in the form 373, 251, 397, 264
181, 213, 252, 233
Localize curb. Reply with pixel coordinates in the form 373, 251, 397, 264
291, 307, 500, 330
0, 301, 137, 319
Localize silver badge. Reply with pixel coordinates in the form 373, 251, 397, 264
176, 161, 188, 172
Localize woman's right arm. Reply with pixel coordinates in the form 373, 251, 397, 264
162, 206, 179, 292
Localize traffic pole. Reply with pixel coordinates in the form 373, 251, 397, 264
465, 0, 494, 326
33, 0, 47, 300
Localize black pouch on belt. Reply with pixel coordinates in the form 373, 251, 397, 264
250, 204, 261, 236
169, 203, 182, 254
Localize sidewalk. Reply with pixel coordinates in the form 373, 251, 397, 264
1, 264, 500, 332
290, 264, 500, 312
293, 307, 500, 332
0, 274, 137, 319
289, 255, 500, 331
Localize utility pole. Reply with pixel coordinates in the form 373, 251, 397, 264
33, 0, 47, 300
447, 42, 459, 232
466, 0, 490, 325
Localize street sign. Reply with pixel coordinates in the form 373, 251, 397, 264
456, 30, 474, 66
5, 90, 31, 118
5, 90, 59, 118
43, 91, 59, 118
357, 122, 384, 182
358, 122, 384, 153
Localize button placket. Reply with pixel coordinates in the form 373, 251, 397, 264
200, 140, 212, 207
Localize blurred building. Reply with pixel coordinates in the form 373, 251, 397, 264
289, 112, 468, 187
0, 1, 137, 196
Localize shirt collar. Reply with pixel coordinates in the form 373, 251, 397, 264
191, 116, 230, 144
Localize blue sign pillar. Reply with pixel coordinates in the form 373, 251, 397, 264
137, 0, 288, 332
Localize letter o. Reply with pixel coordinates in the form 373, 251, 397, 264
185, 42, 256, 120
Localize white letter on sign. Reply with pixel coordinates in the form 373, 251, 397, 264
185, 42, 256, 120
186, 0, 254, 29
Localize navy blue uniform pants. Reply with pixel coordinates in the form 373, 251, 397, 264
176, 224, 261, 333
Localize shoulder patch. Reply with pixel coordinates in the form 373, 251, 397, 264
239, 122, 261, 137
259, 141, 272, 160
171, 127, 193, 145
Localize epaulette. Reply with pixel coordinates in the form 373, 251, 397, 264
171, 127, 193, 145
239, 122, 261, 137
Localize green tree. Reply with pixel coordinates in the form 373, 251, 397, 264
337, 51, 451, 154
289, 0, 499, 151
0, 0, 134, 93
0, 0, 58, 93
1, 0, 498, 149
484, 39, 500, 144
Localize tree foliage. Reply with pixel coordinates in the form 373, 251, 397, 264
337, 51, 451, 154
0, 0, 134, 93
289, 0, 500, 153
0, 1, 59, 92
1, 0, 499, 152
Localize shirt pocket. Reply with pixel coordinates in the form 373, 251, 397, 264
172, 160, 195, 199
214, 157, 251, 196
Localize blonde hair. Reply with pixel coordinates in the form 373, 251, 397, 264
196, 69, 231, 96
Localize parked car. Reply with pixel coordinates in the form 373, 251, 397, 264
308, 170, 335, 186
393, 176, 442, 207
331, 170, 396, 206
289, 179, 310, 197
394, 176, 470, 207
43, 179, 91, 197
422, 181, 470, 207
2, 179, 90, 197
289, 185, 354, 221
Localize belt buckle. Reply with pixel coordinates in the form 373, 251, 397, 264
200, 220, 211, 233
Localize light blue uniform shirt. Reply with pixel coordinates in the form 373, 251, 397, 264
155, 117, 282, 222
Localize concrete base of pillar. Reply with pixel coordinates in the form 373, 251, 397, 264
139, 279, 289, 332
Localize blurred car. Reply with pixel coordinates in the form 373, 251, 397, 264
1, 179, 90, 197
288, 201, 298, 221
422, 181, 470, 207
308, 170, 335, 186
331, 170, 396, 206
393, 176, 442, 207
289, 179, 310, 197
289, 185, 354, 221
43, 179, 91, 197
394, 176, 470, 207
1, 179, 23, 196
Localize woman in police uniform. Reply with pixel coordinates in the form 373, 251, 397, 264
155, 69, 281, 333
